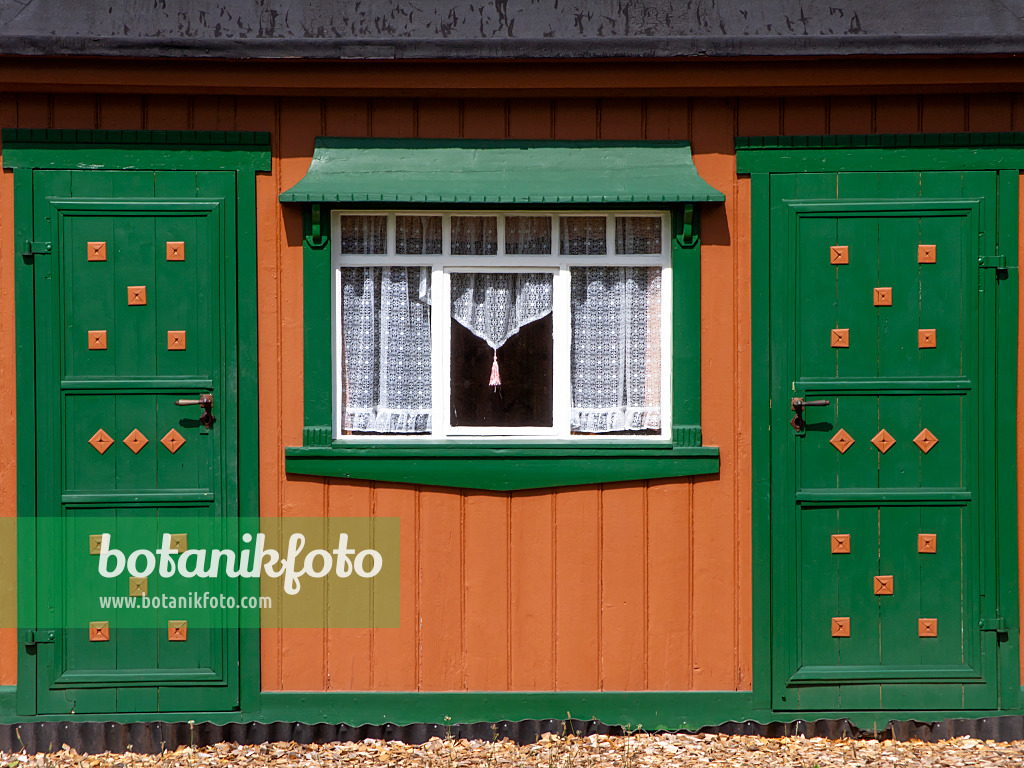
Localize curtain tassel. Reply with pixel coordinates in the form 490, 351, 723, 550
489, 350, 501, 388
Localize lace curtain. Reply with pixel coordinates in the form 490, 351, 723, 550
450, 272, 553, 350
340, 266, 432, 433
570, 267, 662, 432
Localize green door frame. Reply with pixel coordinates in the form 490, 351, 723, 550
3, 129, 270, 718
738, 133, 1022, 715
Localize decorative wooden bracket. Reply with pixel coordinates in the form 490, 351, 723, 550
305, 203, 329, 249
679, 204, 696, 246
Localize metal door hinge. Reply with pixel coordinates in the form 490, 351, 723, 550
979, 617, 1007, 632
979, 255, 1006, 269
22, 240, 51, 257
22, 629, 54, 646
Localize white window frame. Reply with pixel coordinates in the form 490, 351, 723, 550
331, 210, 673, 442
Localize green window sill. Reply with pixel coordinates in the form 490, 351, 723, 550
284, 443, 720, 491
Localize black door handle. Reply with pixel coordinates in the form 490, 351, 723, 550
790, 397, 831, 431
175, 393, 215, 427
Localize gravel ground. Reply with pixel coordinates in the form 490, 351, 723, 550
3, 732, 1024, 768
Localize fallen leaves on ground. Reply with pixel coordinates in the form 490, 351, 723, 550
3, 732, 1024, 767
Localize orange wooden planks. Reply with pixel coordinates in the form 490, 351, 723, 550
368, 484, 420, 690
599, 98, 644, 140
0, 94, 18, 686
875, 94, 921, 134
509, 490, 555, 690
462, 100, 507, 139
646, 479, 694, 690
417, 487, 466, 690
325, 479, 374, 691
464, 492, 511, 690
554, 99, 598, 140
553, 487, 601, 690
417, 99, 461, 138
599, 483, 648, 690
690, 97, 744, 689
508, 99, 553, 140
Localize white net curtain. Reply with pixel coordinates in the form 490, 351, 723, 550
340, 266, 432, 433
570, 267, 662, 432
337, 214, 662, 435
339, 216, 434, 434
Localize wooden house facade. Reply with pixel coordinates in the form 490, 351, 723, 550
0, 0, 1023, 730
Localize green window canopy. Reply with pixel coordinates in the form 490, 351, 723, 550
279, 138, 725, 205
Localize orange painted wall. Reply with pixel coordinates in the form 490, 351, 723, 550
0, 89, 1021, 692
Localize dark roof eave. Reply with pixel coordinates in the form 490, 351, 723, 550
2, 34, 1024, 60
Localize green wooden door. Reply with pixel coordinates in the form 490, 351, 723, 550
29, 169, 240, 714
769, 171, 1002, 711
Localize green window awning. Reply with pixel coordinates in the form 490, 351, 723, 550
279, 139, 725, 204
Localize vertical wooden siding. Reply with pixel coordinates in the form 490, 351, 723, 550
0, 91, 1021, 691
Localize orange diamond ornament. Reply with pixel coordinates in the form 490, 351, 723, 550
161, 428, 185, 454
871, 429, 895, 454
123, 428, 148, 454
913, 428, 938, 454
88, 429, 114, 454
830, 428, 855, 453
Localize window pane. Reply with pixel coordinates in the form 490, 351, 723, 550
505, 215, 552, 255
339, 266, 432, 433
396, 215, 442, 255
451, 216, 498, 255
560, 216, 607, 256
450, 272, 554, 428
338, 215, 387, 254
615, 216, 662, 254
570, 266, 661, 433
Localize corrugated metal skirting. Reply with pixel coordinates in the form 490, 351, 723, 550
3, 717, 1024, 754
